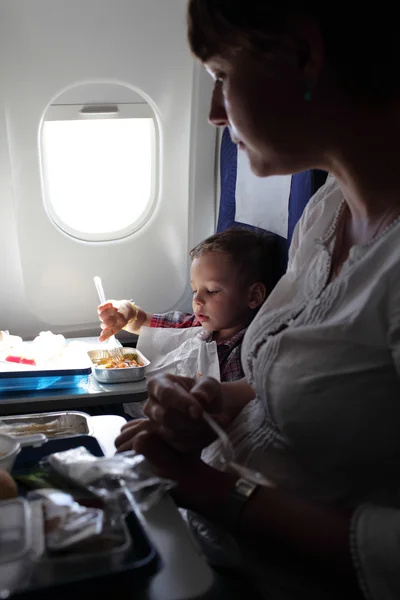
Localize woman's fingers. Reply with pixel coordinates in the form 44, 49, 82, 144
133, 430, 178, 469
120, 417, 148, 432
146, 374, 201, 418
114, 418, 153, 452
132, 430, 199, 480
142, 374, 228, 453
191, 377, 222, 410
144, 401, 199, 431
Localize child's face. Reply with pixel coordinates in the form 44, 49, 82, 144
190, 251, 253, 339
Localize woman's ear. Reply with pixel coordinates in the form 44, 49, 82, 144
289, 17, 325, 82
248, 282, 267, 310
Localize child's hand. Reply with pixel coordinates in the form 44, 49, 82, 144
97, 299, 134, 341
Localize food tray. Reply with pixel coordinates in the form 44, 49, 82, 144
0, 411, 93, 439
32, 518, 132, 586
14, 512, 160, 599
88, 347, 150, 384
0, 366, 91, 393
10, 436, 160, 599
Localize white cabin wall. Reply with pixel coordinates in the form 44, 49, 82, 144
0, 0, 216, 338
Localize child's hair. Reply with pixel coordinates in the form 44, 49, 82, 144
190, 226, 282, 294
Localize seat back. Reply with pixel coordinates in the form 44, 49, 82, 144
217, 127, 328, 277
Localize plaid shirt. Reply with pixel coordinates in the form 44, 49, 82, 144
150, 311, 246, 382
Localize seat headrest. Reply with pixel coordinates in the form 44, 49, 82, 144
217, 127, 328, 255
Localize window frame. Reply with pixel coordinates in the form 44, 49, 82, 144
40, 102, 159, 242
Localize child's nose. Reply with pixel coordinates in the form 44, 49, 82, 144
193, 292, 205, 306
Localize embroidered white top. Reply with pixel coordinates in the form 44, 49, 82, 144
240, 175, 400, 598
241, 175, 400, 505
196, 175, 400, 598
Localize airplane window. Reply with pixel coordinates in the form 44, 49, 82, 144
40, 103, 157, 241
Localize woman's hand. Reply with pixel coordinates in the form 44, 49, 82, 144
114, 374, 230, 455
115, 418, 153, 452
116, 422, 213, 508
97, 299, 147, 340
132, 428, 236, 512
143, 374, 230, 453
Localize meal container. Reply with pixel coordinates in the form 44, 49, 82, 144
11, 436, 160, 599
87, 347, 150, 384
0, 411, 93, 439
14, 513, 160, 599
0, 498, 34, 597
12, 435, 104, 474
33, 518, 132, 586
0, 433, 47, 473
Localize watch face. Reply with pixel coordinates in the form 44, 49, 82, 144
235, 478, 258, 499
222, 478, 260, 532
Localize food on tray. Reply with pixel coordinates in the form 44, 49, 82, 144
92, 352, 143, 369
0, 330, 92, 371
15, 466, 104, 508
0, 419, 60, 437
30, 489, 104, 552
5, 355, 36, 366
0, 469, 18, 499
0, 412, 90, 439
0, 330, 23, 347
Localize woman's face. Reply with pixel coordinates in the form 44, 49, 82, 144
205, 43, 318, 177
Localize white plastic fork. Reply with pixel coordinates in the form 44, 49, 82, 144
202, 411, 275, 488
94, 276, 124, 363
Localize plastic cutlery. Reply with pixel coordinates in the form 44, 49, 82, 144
94, 276, 124, 362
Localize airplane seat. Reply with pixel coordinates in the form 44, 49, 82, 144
217, 127, 328, 279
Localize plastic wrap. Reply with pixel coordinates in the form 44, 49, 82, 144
44, 447, 176, 512
28, 489, 103, 552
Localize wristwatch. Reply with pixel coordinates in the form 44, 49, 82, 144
222, 477, 260, 532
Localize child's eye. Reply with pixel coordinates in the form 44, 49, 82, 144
207, 290, 219, 295
192, 290, 197, 295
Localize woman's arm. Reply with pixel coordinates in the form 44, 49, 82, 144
134, 430, 355, 577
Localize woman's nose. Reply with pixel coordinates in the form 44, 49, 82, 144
209, 83, 228, 127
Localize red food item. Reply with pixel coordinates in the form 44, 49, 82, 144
20, 358, 36, 366
5, 355, 21, 363
5, 355, 36, 366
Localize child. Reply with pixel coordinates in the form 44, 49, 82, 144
98, 227, 281, 384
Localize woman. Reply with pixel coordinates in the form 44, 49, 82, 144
119, 2, 400, 598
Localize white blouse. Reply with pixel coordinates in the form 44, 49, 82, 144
241, 175, 400, 598
195, 176, 400, 599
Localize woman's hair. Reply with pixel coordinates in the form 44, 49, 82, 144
187, 0, 400, 102
190, 226, 282, 294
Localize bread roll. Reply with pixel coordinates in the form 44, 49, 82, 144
0, 469, 18, 499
